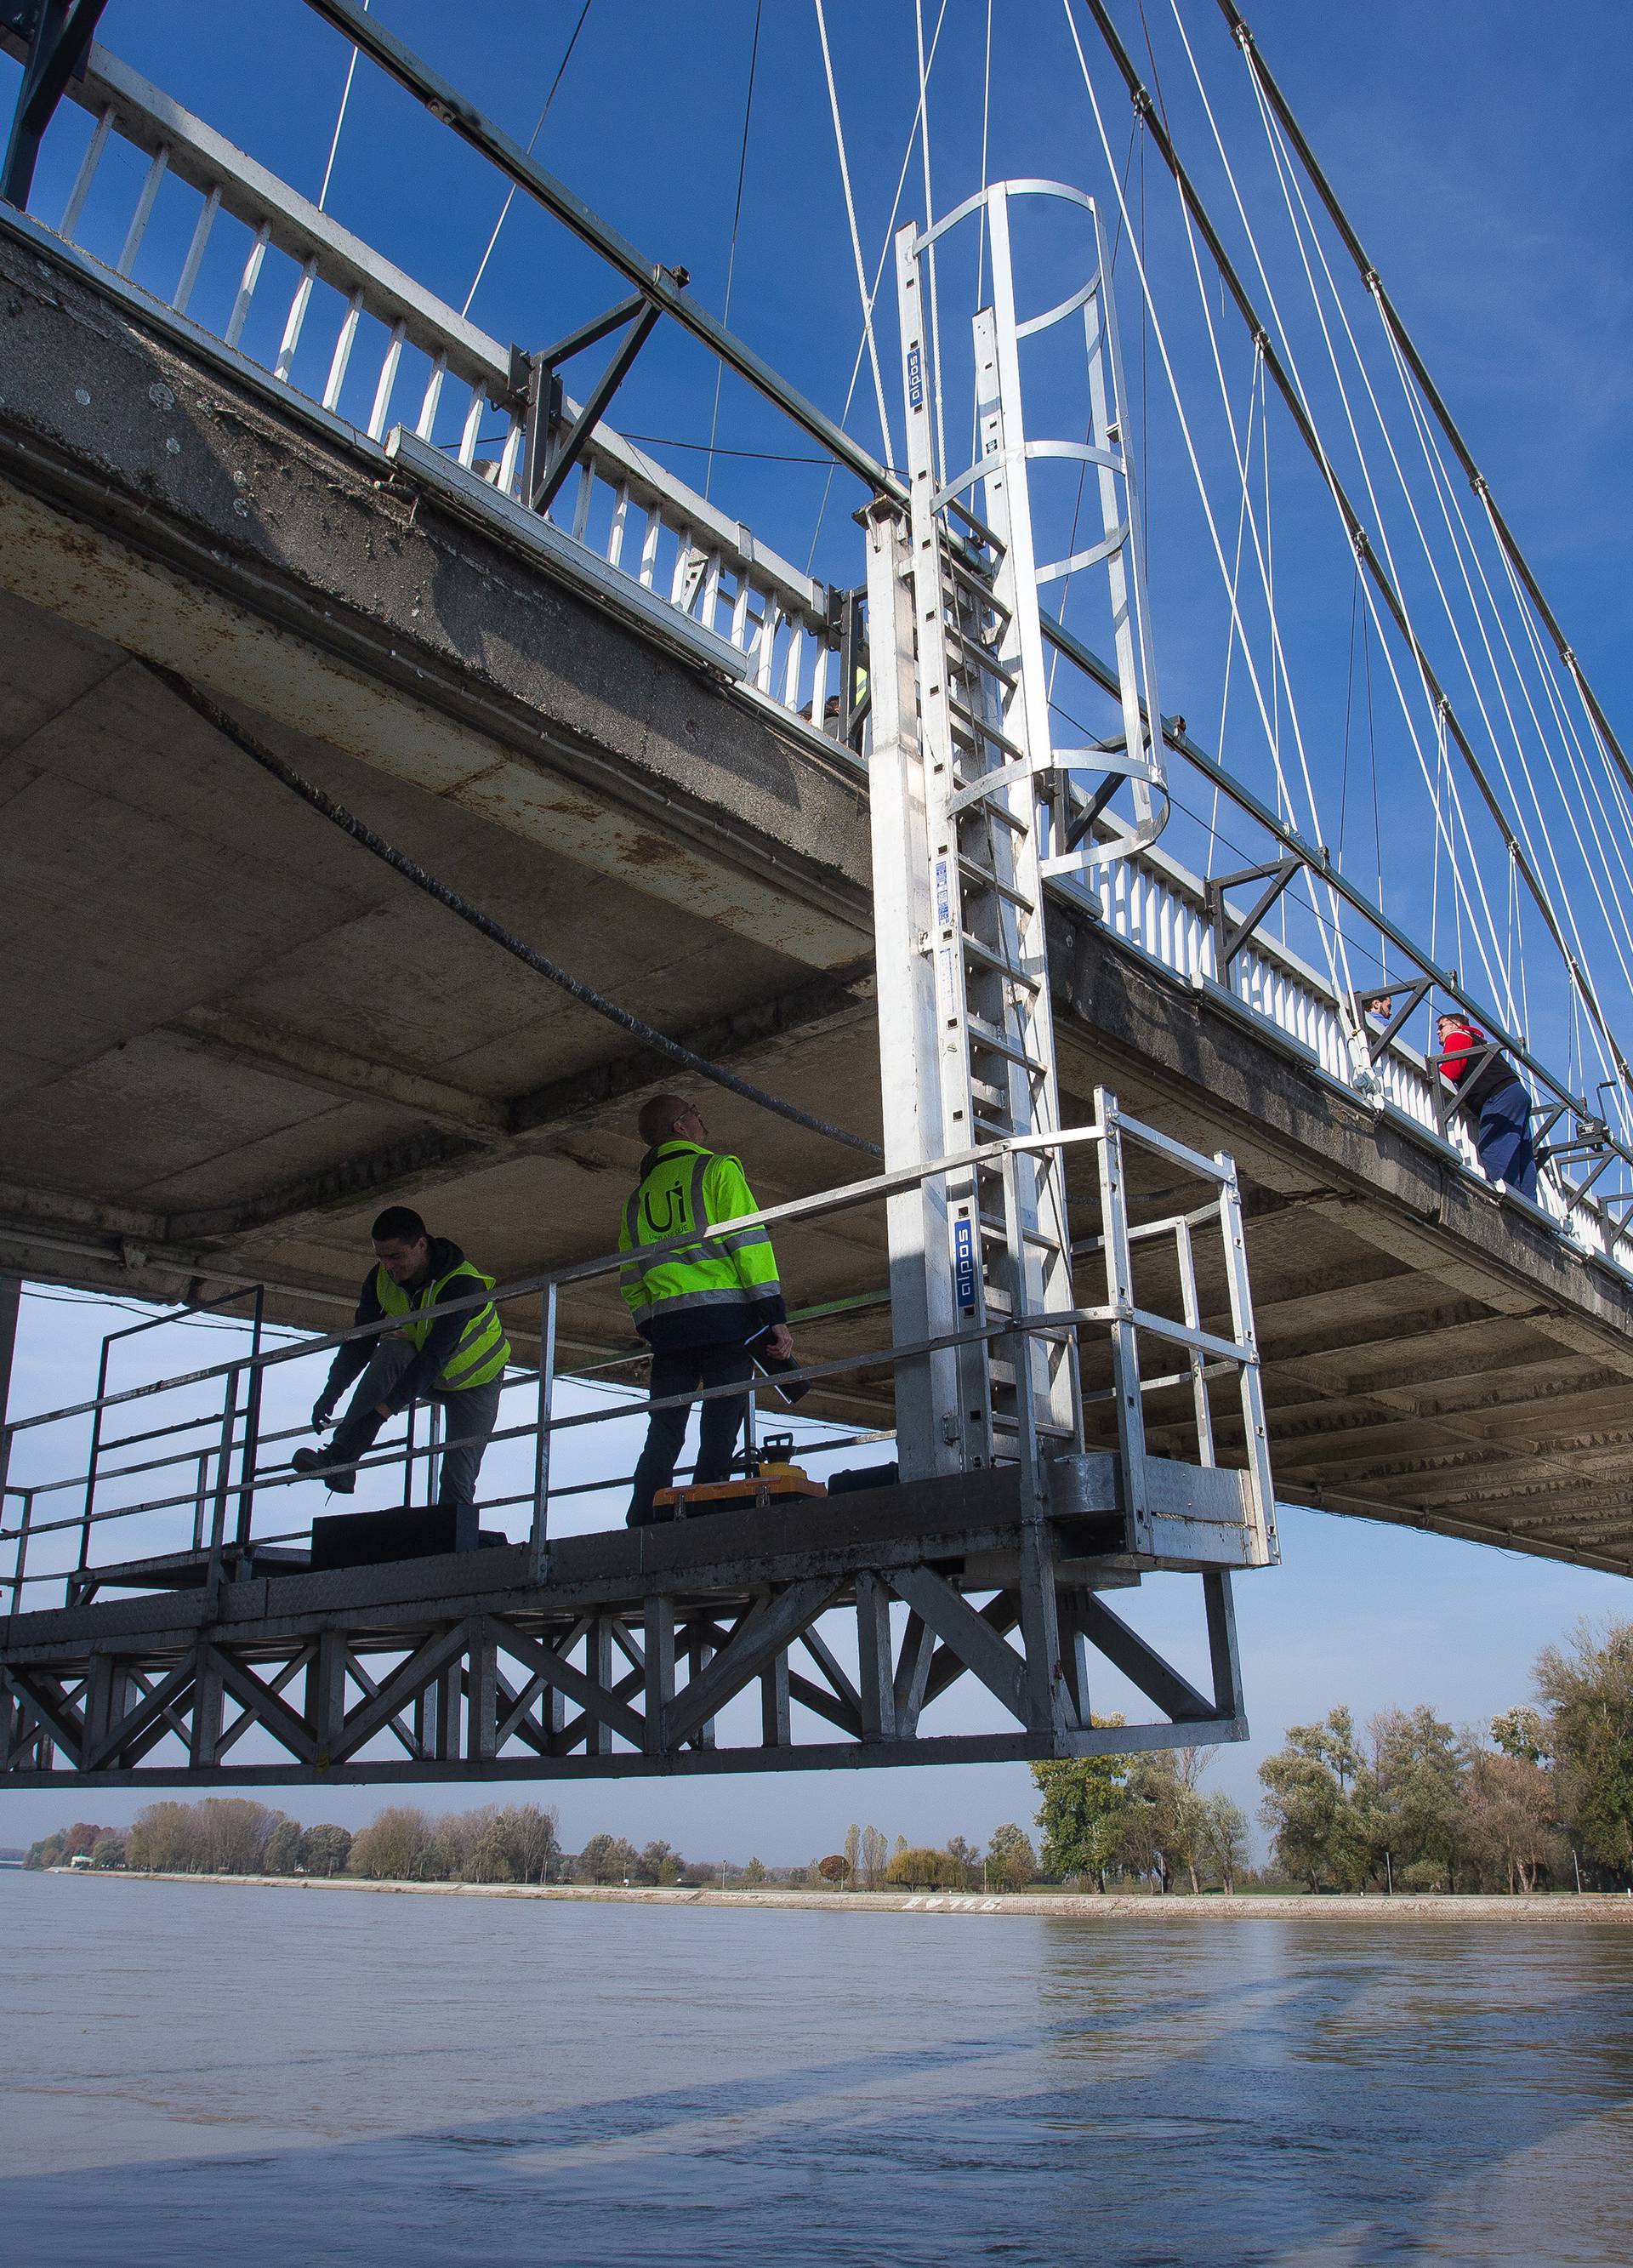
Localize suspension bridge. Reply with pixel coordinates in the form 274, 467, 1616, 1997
1, 0, 1630, 1789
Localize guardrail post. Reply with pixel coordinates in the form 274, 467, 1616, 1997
529, 1284, 556, 1581
76, 1325, 111, 1576
204, 1365, 239, 1603
9, 1488, 32, 1616
1095, 1092, 1151, 1553
235, 1285, 265, 1550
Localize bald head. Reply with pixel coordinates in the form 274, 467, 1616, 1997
638, 1093, 703, 1146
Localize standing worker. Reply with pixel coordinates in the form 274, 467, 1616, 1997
1436, 1011, 1539, 1201
619, 1095, 794, 1527
293, 1205, 511, 1513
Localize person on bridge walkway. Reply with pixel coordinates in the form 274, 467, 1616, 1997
1437, 1011, 1539, 1202
293, 1205, 510, 1513
619, 1095, 794, 1528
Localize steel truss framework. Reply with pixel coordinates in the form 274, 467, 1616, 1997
0, 1477, 1246, 1786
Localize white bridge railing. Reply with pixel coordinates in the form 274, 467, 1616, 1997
20, 35, 839, 731
8, 29, 1630, 1283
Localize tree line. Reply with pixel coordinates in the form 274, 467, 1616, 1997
24, 1621, 1630, 1896
1255, 1621, 1633, 1894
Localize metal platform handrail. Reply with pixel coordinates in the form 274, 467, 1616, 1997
1, 1109, 1221, 1439
3, 1096, 1276, 1609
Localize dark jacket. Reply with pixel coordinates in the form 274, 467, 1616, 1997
321, 1237, 480, 1412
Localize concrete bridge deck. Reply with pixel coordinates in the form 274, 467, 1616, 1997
2, 205, 1631, 1574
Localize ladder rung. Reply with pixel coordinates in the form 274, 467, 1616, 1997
960, 933, 1039, 989
949, 777, 1029, 831
943, 567, 1007, 630
968, 1017, 1049, 1075
978, 1213, 1068, 1257
959, 856, 1035, 911
947, 696, 1025, 761
942, 621, 1016, 680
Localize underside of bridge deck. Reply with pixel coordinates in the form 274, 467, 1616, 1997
2, 212, 1630, 1574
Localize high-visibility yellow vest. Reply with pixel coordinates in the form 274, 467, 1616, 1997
375, 1258, 509, 1391
618, 1142, 781, 1337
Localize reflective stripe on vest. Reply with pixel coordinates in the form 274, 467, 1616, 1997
375, 1260, 510, 1391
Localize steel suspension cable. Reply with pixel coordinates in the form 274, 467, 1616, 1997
913, 0, 947, 478
1059, 9, 1357, 1020
459, 0, 594, 318
1170, 155, 1360, 1011
316, 0, 367, 212
1180, 7, 1516, 1032
703, 0, 765, 503
141, 662, 883, 1160
1381, 316, 1633, 1045
1250, 71, 1609, 1051
813, 0, 896, 467
1240, 65, 1528, 1030
1098, 0, 1624, 1078
1214, 0, 1633, 815
804, 0, 948, 568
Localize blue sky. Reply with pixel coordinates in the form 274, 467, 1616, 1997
3, 3, 1632, 1856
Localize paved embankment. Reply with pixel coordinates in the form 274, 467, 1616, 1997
48, 1869, 1633, 1923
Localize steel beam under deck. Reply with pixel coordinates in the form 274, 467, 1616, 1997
0, 1467, 1250, 1787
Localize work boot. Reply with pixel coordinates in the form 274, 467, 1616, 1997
293, 1409, 384, 1495
291, 1445, 356, 1494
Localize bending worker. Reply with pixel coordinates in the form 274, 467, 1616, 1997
619, 1095, 794, 1528
1437, 1011, 1539, 1201
294, 1205, 510, 1512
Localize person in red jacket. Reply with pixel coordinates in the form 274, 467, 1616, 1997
1436, 1011, 1538, 1200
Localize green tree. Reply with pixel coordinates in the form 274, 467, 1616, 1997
859, 1826, 889, 1889
885, 1846, 953, 1889
636, 1838, 682, 1886
263, 1820, 302, 1874
88, 1832, 125, 1870
1197, 1792, 1249, 1893
943, 1834, 982, 1889
1366, 1707, 1465, 1888
843, 1823, 861, 1889
1031, 1741, 1129, 1889
1491, 1705, 1547, 1764
128, 1800, 200, 1873
1258, 1710, 1370, 1890
349, 1806, 433, 1881
986, 1822, 1037, 1890
1461, 1750, 1563, 1893
577, 1832, 640, 1884
1113, 1751, 1215, 1894
741, 1856, 767, 1887
1536, 1621, 1633, 1882
300, 1823, 352, 1877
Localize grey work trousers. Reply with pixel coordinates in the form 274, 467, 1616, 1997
337, 1337, 504, 1509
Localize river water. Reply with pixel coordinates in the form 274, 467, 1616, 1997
4, 1872, 1632, 2266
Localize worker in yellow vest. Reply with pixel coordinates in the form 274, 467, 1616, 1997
619, 1095, 794, 1526
294, 1205, 510, 1512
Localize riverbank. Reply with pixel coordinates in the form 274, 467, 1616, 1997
45, 1868, 1633, 1923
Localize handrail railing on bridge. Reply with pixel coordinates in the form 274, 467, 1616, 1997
3, 32, 842, 738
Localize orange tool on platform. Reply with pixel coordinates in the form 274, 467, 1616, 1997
656, 1434, 828, 1518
